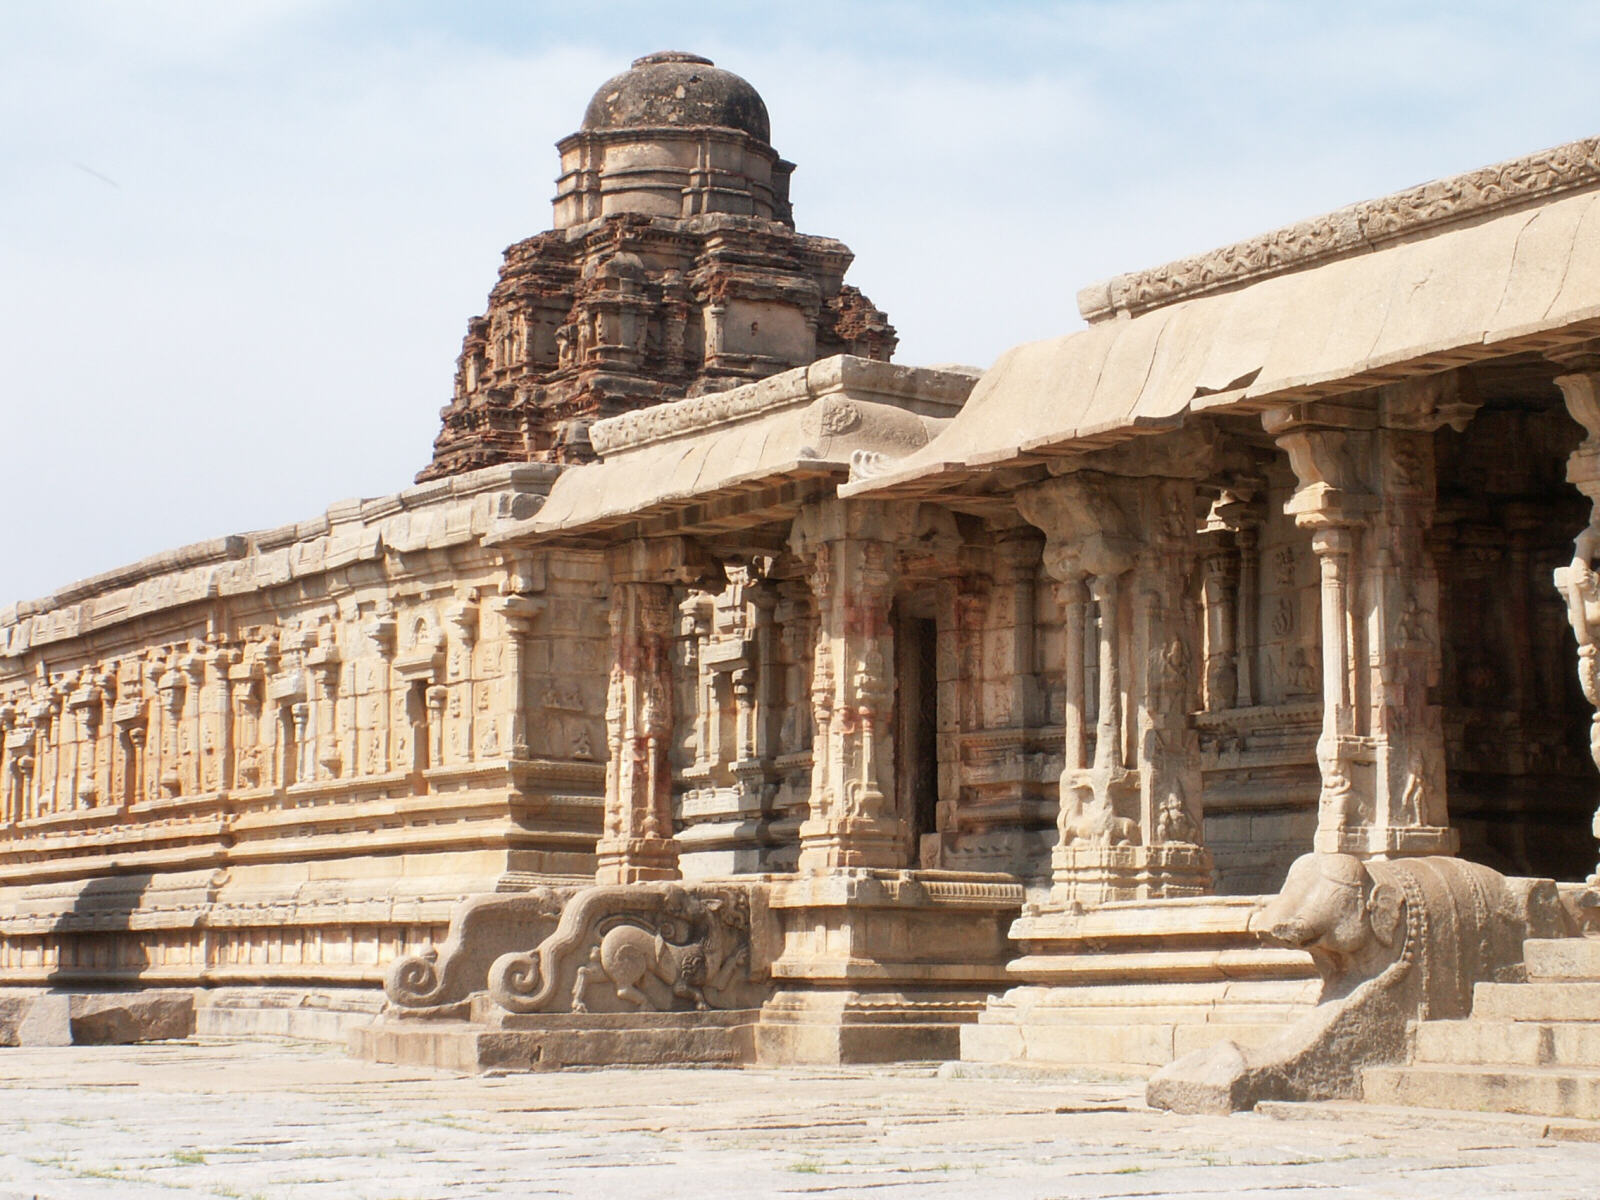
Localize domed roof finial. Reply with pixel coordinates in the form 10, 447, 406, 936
582, 52, 771, 143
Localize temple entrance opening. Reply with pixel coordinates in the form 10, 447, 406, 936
894, 596, 940, 868
1438, 361, 1592, 880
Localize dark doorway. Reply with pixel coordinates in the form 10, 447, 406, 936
1436, 374, 1594, 880
895, 605, 940, 866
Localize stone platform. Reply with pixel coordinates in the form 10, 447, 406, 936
354, 1008, 759, 1072
963, 896, 1319, 1068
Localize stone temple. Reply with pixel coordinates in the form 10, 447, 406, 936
6, 53, 1600, 1119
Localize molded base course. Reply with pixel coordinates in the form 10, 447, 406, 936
353, 1010, 759, 1073
753, 990, 989, 1065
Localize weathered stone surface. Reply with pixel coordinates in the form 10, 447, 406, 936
68, 990, 194, 1043
14, 993, 69, 1047
0, 990, 193, 1045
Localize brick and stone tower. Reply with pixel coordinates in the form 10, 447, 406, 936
419, 52, 897, 480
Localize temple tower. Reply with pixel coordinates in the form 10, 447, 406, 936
420, 52, 897, 479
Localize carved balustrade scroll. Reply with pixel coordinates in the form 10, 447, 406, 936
788, 499, 917, 872
1017, 468, 1212, 903
1551, 344, 1600, 882
1265, 376, 1473, 860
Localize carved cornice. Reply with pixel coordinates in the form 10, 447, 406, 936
1079, 135, 1600, 323
588, 357, 974, 457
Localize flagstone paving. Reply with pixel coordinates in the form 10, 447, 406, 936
1, 1039, 1598, 1198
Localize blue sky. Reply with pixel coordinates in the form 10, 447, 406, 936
5, 1, 1600, 604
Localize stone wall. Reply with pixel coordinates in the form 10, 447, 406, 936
0, 464, 609, 988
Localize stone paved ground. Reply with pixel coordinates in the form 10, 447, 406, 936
2, 1040, 1599, 1199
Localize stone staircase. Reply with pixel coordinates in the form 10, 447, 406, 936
1364, 938, 1600, 1118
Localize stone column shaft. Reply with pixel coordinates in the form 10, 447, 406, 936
595, 537, 710, 883
596, 579, 680, 883
1018, 469, 1212, 903
788, 499, 914, 872
1267, 386, 1460, 860
1236, 525, 1259, 708
1056, 574, 1088, 774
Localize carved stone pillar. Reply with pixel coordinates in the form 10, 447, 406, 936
1550, 344, 1600, 880
1200, 487, 1258, 712
788, 499, 914, 872
774, 582, 813, 759
139, 661, 161, 802
995, 533, 1042, 728
1200, 546, 1237, 717
1053, 567, 1089, 777
1018, 472, 1211, 903
1267, 381, 1466, 859
594, 537, 711, 884
679, 591, 716, 779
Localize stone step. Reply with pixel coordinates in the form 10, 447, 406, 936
1260, 1098, 1600, 1142
1413, 1018, 1600, 1068
1364, 1063, 1600, 1120
1472, 980, 1600, 1021
1525, 938, 1600, 981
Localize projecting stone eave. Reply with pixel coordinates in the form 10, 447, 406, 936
1079, 133, 1600, 324
485, 355, 979, 548
0, 462, 562, 655
845, 137, 1600, 503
